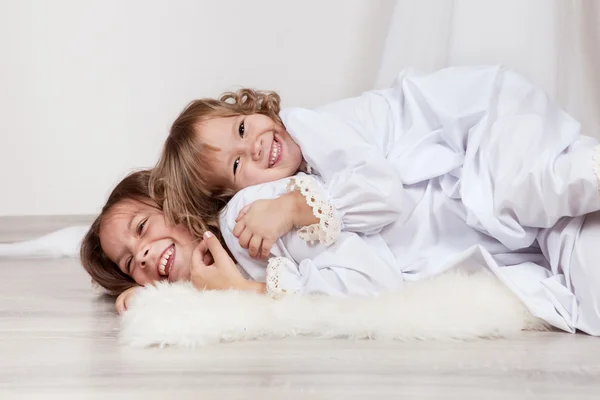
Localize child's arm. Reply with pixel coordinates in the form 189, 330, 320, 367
221, 180, 400, 296
233, 190, 318, 259
228, 223, 399, 298
115, 286, 140, 315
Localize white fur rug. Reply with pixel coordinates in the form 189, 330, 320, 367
120, 269, 548, 348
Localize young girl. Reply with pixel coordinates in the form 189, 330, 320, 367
149, 65, 600, 336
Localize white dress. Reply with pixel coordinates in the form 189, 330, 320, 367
220, 65, 600, 336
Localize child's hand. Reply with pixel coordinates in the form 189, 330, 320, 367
191, 231, 263, 293
233, 195, 298, 260
115, 286, 140, 315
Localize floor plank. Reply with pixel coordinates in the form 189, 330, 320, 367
0, 215, 93, 243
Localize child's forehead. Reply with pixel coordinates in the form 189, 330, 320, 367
106, 199, 158, 222
195, 116, 237, 138
197, 115, 237, 127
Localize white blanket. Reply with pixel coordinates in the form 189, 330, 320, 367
0, 226, 87, 258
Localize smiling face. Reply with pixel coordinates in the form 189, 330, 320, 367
196, 114, 303, 192
99, 199, 198, 286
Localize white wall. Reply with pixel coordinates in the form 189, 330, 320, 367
0, 0, 394, 216
375, 0, 600, 138
376, 0, 559, 93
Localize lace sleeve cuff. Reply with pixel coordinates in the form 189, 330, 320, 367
287, 176, 341, 246
265, 257, 302, 299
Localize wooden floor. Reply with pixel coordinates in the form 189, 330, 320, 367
1, 218, 600, 399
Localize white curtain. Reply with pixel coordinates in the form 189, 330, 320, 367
375, 0, 600, 137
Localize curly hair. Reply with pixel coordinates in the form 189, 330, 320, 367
150, 88, 283, 240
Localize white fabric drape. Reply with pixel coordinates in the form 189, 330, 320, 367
375, 0, 600, 137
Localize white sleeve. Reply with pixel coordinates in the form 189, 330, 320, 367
220, 179, 402, 297
262, 232, 402, 297
280, 107, 413, 237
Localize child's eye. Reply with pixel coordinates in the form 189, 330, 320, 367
126, 257, 133, 274
233, 158, 240, 174
238, 121, 245, 137
137, 218, 148, 235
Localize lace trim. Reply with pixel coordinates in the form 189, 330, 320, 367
266, 257, 291, 298
287, 176, 341, 246
593, 145, 600, 197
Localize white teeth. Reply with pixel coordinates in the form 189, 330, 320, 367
157, 245, 174, 276
269, 140, 281, 167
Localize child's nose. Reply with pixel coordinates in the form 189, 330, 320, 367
137, 248, 149, 269
252, 138, 263, 161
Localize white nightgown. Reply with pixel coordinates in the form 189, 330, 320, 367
220, 65, 600, 336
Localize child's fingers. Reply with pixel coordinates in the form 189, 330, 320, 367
233, 220, 246, 238
248, 235, 263, 259
260, 239, 275, 260
202, 231, 230, 264
115, 287, 138, 315
236, 205, 251, 222
115, 296, 126, 315
190, 241, 208, 270
196, 239, 208, 254
202, 249, 214, 266
238, 228, 252, 249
